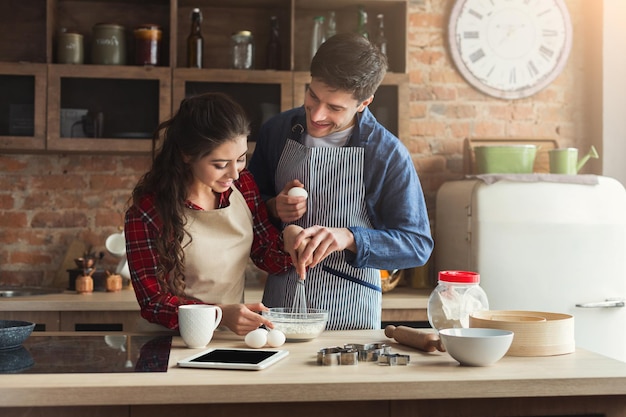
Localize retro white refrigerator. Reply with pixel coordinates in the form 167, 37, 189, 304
435, 175, 626, 362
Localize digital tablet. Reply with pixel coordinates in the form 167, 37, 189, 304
177, 348, 289, 371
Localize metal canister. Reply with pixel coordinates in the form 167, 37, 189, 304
134, 24, 162, 66
91, 23, 126, 65
57, 32, 84, 64
230, 30, 254, 69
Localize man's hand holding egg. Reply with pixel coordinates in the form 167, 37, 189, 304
273, 180, 308, 223
287, 187, 308, 199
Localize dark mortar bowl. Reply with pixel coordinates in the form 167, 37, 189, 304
0, 345, 34, 373
0, 320, 35, 350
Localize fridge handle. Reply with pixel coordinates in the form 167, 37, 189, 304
575, 298, 625, 308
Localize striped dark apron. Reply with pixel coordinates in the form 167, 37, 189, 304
262, 138, 382, 330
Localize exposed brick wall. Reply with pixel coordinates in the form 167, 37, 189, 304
0, 154, 151, 286
0, 0, 592, 287
408, 0, 591, 211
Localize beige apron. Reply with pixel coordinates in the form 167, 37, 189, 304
181, 187, 253, 304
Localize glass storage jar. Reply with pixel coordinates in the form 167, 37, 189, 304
134, 24, 162, 66
231, 30, 254, 69
427, 270, 489, 331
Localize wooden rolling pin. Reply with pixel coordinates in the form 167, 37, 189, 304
384, 325, 446, 352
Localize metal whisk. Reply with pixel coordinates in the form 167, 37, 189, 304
291, 278, 307, 315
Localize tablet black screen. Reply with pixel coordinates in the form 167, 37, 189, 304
190, 349, 277, 365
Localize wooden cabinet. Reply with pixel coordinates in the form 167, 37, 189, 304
0, 0, 408, 153
0, 311, 60, 331
46, 64, 171, 152
1, 309, 143, 332
59, 310, 143, 332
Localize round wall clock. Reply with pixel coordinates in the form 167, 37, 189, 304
448, 0, 573, 100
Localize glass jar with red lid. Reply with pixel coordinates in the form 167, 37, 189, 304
427, 270, 489, 331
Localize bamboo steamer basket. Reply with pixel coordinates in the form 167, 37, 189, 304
469, 310, 575, 357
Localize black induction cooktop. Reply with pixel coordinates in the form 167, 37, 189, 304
0, 334, 172, 374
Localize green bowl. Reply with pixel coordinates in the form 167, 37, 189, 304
474, 145, 537, 174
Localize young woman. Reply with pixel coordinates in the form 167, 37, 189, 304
125, 92, 303, 335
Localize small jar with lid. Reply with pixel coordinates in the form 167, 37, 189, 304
75, 272, 94, 294
57, 31, 84, 64
427, 270, 489, 331
134, 24, 162, 66
231, 30, 254, 69
91, 23, 126, 65
106, 273, 123, 292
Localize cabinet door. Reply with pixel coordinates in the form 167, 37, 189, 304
0, 311, 60, 331
173, 68, 293, 144
47, 65, 171, 152
59, 311, 143, 332
0, 63, 47, 150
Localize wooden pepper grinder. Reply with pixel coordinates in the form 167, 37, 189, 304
75, 268, 95, 294
106, 272, 123, 292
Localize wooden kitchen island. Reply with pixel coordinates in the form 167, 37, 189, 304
1, 330, 626, 417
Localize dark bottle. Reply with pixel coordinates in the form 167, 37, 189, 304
356, 5, 368, 39
187, 8, 203, 68
266, 16, 281, 70
373, 13, 387, 56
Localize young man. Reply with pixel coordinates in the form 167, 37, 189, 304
248, 33, 433, 330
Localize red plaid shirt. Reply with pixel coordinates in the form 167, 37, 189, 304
125, 169, 292, 329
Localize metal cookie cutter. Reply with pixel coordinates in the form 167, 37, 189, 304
378, 353, 411, 366
344, 343, 391, 362
317, 347, 358, 366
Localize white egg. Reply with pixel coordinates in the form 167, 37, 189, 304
266, 329, 286, 347
244, 328, 268, 349
287, 187, 308, 199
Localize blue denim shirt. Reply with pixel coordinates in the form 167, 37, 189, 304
248, 106, 433, 270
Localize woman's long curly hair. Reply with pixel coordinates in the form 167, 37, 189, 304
131, 92, 250, 296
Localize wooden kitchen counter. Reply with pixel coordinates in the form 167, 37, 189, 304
2, 329, 626, 417
0, 285, 429, 312
0, 285, 430, 331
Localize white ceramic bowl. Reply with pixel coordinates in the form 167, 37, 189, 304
262, 308, 328, 342
439, 327, 514, 366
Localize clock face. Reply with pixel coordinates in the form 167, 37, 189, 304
448, 0, 573, 99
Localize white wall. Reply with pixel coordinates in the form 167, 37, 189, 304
603, 0, 626, 185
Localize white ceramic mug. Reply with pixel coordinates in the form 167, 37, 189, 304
178, 305, 223, 348
105, 232, 126, 257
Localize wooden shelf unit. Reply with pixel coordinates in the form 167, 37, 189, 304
0, 0, 408, 153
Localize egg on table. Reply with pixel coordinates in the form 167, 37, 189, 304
266, 329, 286, 347
244, 328, 268, 349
